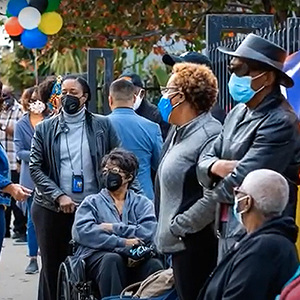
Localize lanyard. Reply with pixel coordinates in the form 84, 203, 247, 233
65, 122, 84, 175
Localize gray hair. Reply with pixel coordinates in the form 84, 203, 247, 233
239, 169, 289, 217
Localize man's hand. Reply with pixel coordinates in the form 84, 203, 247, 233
57, 195, 76, 214
99, 223, 113, 232
3, 184, 32, 201
210, 160, 238, 178
125, 238, 141, 247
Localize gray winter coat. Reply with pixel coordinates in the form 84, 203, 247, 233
155, 112, 222, 253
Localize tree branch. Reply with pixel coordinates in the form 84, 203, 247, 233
172, 0, 200, 2
69, 27, 192, 41
225, 1, 265, 12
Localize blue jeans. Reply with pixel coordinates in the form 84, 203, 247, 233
0, 205, 5, 254
27, 197, 38, 257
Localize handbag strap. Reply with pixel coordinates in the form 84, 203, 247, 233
120, 281, 143, 298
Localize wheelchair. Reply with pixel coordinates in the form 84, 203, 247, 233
57, 242, 98, 300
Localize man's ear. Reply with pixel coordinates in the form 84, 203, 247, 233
265, 71, 277, 87
244, 196, 253, 213
108, 95, 114, 109
127, 174, 134, 183
133, 94, 137, 104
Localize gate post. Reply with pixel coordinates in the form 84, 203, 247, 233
87, 48, 114, 115
206, 14, 274, 58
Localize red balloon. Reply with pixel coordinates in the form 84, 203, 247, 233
5, 17, 24, 36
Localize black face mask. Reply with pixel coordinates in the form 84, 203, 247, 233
61, 95, 81, 114
104, 172, 123, 192
3, 96, 14, 110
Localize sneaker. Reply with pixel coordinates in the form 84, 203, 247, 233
25, 258, 39, 274
13, 236, 27, 245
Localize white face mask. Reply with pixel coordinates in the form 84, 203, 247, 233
133, 89, 145, 111
29, 100, 46, 114
233, 195, 249, 226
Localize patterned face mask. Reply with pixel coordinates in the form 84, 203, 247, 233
29, 100, 46, 114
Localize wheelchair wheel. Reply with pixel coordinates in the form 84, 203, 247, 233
57, 262, 72, 300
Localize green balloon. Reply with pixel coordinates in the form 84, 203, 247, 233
46, 0, 61, 12
6, 9, 12, 17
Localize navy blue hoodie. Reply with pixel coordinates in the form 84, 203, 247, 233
198, 216, 299, 300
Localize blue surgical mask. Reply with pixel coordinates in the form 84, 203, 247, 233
158, 96, 173, 123
158, 95, 182, 123
228, 73, 265, 103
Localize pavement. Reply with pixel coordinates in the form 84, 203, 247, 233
0, 238, 39, 300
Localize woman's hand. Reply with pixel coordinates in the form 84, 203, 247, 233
99, 223, 113, 232
125, 238, 141, 247
210, 160, 238, 178
57, 195, 76, 214
2, 184, 32, 201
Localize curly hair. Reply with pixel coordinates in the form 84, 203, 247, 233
172, 63, 218, 113
101, 148, 139, 182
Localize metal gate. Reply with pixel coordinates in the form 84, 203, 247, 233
207, 17, 300, 111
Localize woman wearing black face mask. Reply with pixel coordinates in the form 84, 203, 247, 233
72, 148, 162, 299
29, 75, 123, 300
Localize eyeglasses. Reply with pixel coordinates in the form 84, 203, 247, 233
233, 186, 249, 197
102, 166, 128, 177
160, 86, 181, 95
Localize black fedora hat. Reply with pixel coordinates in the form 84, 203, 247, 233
218, 33, 294, 88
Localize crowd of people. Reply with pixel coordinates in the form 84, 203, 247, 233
0, 33, 299, 300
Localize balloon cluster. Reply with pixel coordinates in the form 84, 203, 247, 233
4, 0, 63, 49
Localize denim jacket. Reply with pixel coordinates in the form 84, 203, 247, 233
0, 144, 11, 206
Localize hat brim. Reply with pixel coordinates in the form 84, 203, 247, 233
218, 46, 294, 88
162, 54, 183, 66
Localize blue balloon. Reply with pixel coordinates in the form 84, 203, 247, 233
21, 28, 48, 49
7, 0, 28, 17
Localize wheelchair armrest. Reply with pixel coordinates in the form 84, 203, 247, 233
69, 240, 80, 256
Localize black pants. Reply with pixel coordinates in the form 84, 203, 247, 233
85, 252, 163, 298
5, 170, 27, 236
172, 225, 218, 300
32, 201, 74, 300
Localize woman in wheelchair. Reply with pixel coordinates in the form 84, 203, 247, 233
72, 148, 163, 298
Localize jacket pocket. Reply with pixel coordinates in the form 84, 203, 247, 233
95, 131, 105, 155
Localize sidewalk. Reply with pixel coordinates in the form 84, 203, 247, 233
0, 238, 39, 300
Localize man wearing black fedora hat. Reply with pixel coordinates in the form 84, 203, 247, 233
197, 33, 300, 260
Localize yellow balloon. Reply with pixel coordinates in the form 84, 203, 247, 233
39, 12, 63, 35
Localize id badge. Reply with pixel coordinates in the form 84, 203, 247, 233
72, 174, 84, 193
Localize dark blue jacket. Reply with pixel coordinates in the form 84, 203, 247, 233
109, 108, 162, 200
198, 217, 299, 300
0, 144, 11, 206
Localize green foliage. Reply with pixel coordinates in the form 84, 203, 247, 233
0, 47, 35, 90
1, 0, 299, 92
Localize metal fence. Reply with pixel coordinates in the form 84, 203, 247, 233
208, 17, 300, 112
